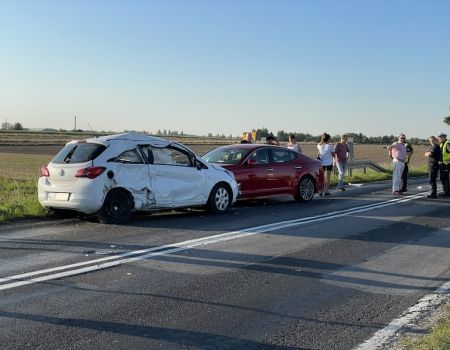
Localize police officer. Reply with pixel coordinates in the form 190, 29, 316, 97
425, 136, 441, 199
437, 132, 450, 196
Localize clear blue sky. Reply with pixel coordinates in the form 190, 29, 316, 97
1, 0, 449, 138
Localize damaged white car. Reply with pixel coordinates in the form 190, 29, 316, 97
38, 133, 238, 224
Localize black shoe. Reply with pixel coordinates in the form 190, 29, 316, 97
401, 188, 407, 192
427, 194, 437, 199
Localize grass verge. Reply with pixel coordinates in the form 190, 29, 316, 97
401, 306, 450, 350
0, 177, 49, 222
330, 165, 428, 186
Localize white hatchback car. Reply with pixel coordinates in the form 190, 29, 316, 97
38, 133, 238, 224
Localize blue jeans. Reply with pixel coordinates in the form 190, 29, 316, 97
336, 162, 346, 189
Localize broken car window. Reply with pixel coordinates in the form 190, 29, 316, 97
112, 149, 144, 164
152, 146, 193, 166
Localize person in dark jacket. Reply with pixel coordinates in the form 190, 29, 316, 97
400, 137, 414, 192
437, 131, 450, 196
425, 136, 441, 199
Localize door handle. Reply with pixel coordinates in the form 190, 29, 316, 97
294, 166, 302, 169
266, 168, 274, 171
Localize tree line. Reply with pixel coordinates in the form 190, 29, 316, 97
1, 121, 24, 130
253, 128, 429, 145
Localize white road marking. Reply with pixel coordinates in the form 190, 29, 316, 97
353, 280, 450, 350
0, 193, 426, 291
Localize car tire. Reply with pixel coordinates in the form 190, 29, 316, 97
207, 183, 231, 213
98, 190, 132, 224
295, 176, 315, 202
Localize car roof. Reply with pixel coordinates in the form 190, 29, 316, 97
65, 132, 170, 148
94, 132, 170, 147
65, 132, 197, 155
217, 143, 287, 151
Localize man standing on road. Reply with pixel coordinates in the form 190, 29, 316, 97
425, 136, 441, 199
334, 134, 350, 191
388, 134, 407, 195
437, 132, 450, 196
400, 136, 414, 192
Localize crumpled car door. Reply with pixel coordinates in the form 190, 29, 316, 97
108, 149, 153, 210
149, 146, 206, 207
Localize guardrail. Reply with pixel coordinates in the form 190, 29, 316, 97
335, 160, 388, 176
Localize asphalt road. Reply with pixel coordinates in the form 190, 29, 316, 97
1, 178, 449, 350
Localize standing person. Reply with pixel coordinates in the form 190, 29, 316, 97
425, 136, 441, 199
400, 136, 414, 192
287, 134, 302, 153
240, 132, 253, 144
388, 134, 406, 195
317, 133, 334, 196
437, 132, 450, 196
266, 134, 280, 145
334, 134, 350, 191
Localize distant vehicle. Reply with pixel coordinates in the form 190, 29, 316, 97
202, 144, 323, 202
38, 133, 238, 224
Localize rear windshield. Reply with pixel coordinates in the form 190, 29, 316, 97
202, 148, 250, 164
52, 143, 107, 164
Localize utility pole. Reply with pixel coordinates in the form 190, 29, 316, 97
74, 115, 77, 131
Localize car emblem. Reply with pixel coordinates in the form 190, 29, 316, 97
59, 169, 65, 176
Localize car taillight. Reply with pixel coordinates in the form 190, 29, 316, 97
40, 166, 50, 177
75, 167, 106, 179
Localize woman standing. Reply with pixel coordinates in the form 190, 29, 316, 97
317, 133, 334, 196
287, 134, 303, 153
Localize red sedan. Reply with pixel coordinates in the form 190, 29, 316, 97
202, 144, 324, 202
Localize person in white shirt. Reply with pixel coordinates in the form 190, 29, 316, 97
287, 134, 303, 153
317, 133, 334, 196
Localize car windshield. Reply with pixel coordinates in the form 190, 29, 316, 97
202, 148, 250, 164
52, 143, 107, 164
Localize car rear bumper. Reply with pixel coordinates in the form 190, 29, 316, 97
38, 178, 105, 214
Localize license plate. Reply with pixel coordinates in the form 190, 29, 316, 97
50, 193, 70, 201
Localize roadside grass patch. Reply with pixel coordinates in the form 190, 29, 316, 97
0, 177, 49, 222
0, 153, 51, 222
331, 165, 428, 186
401, 306, 450, 350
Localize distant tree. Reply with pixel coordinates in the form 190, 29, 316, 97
444, 115, 450, 125
13, 122, 23, 130
276, 130, 289, 142
255, 127, 270, 140
207, 132, 213, 137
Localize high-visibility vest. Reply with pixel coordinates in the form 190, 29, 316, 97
441, 140, 449, 164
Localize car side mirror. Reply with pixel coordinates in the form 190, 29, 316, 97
195, 159, 203, 170
246, 158, 256, 167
